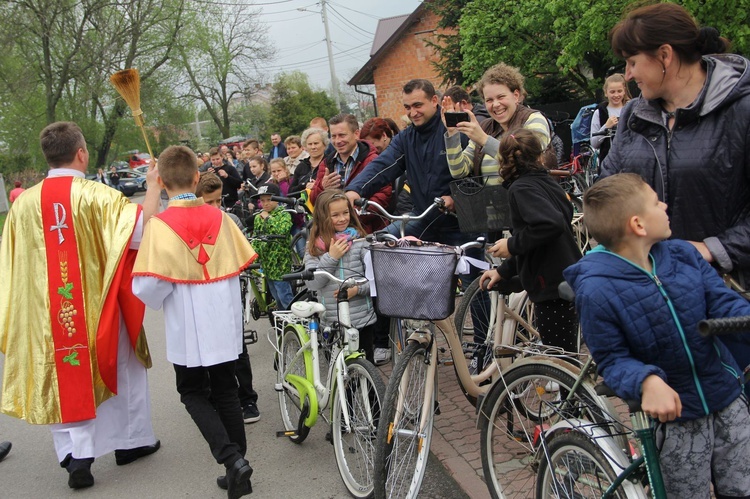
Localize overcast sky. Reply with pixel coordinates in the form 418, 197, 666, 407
258, 0, 423, 90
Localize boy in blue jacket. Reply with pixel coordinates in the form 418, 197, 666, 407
564, 173, 750, 499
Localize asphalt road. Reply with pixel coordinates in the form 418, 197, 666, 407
0, 191, 470, 498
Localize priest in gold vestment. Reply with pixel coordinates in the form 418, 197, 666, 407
0, 122, 162, 489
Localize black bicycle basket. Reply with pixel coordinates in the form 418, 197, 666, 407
449, 175, 511, 233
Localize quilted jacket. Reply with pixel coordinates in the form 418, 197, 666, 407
601, 54, 750, 282
303, 239, 376, 330
564, 240, 750, 421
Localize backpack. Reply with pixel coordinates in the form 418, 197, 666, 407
570, 103, 598, 154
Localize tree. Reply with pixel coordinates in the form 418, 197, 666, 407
458, 0, 626, 99
424, 0, 471, 86
176, 1, 273, 139
457, 0, 750, 101
268, 72, 339, 139
6, 0, 111, 124
86, 0, 186, 168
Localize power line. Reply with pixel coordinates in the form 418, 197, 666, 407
273, 40, 326, 61
326, 15, 372, 45
263, 44, 369, 71
188, 0, 295, 6
328, 2, 381, 20
327, 5, 374, 36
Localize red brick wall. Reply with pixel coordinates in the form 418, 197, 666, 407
372, 10, 452, 126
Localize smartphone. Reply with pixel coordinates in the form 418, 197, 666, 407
445, 111, 469, 127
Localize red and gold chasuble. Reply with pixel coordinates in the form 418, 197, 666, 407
0, 176, 149, 424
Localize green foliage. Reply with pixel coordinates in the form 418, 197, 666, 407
424, 0, 471, 86
231, 102, 271, 143
268, 72, 338, 139
454, 0, 750, 101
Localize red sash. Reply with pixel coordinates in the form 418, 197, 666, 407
41, 177, 95, 422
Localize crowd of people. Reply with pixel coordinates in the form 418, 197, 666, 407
2, 3, 750, 498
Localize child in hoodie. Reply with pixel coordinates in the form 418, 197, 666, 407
564, 173, 750, 498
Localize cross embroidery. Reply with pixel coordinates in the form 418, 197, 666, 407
50, 202, 69, 244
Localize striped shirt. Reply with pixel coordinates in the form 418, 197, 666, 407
445, 112, 551, 184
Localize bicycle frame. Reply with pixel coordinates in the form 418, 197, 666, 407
395, 298, 535, 436
274, 278, 374, 432
601, 412, 666, 499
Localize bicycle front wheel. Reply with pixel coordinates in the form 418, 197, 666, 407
278, 326, 311, 444
480, 361, 619, 499
536, 431, 638, 499
332, 358, 387, 498
374, 341, 436, 499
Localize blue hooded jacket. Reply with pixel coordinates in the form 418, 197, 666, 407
564, 240, 750, 420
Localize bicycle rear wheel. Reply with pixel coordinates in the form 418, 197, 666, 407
278, 326, 311, 444
536, 431, 639, 499
332, 358, 386, 498
374, 341, 436, 499
479, 361, 620, 499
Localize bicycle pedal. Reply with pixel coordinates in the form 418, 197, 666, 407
441, 359, 454, 367
244, 330, 258, 345
276, 430, 297, 438
274, 383, 283, 392
493, 346, 516, 358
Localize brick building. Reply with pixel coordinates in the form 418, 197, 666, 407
348, 3, 451, 125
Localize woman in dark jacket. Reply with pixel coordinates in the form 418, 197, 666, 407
603, 3, 750, 285
290, 127, 328, 194
602, 2, 750, 392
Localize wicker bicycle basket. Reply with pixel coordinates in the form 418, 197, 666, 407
369, 241, 459, 320
449, 175, 511, 233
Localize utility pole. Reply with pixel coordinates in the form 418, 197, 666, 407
320, 0, 341, 111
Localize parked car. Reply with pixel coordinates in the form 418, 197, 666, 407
84, 172, 138, 196
110, 161, 129, 170
116, 169, 147, 191
122, 151, 151, 169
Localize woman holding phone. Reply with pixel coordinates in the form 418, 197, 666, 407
443, 63, 554, 183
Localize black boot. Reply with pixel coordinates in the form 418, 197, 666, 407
0, 441, 11, 462
61, 453, 95, 489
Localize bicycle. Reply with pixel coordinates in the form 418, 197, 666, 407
272, 267, 386, 498
533, 302, 750, 498
367, 236, 534, 499
478, 352, 626, 499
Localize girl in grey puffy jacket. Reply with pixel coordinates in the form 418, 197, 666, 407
303, 190, 376, 362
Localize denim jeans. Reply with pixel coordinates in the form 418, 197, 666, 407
173, 361, 246, 466
268, 279, 294, 310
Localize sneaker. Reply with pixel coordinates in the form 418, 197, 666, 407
374, 348, 391, 366
242, 403, 260, 424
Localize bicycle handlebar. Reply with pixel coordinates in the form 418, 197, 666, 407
248, 233, 287, 243
591, 128, 616, 138
697, 316, 750, 337
281, 267, 368, 288
367, 231, 486, 252
354, 197, 445, 223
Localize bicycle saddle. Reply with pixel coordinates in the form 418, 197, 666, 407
291, 301, 326, 318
